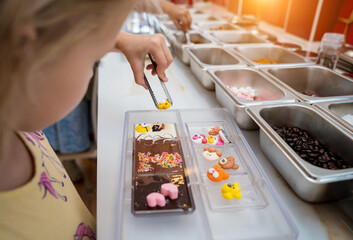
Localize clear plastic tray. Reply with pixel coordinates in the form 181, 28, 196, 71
117, 108, 298, 240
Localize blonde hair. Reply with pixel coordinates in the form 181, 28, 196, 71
0, 0, 126, 160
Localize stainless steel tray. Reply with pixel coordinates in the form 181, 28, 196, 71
248, 29, 278, 42
186, 46, 247, 90
208, 31, 270, 46
314, 100, 353, 134
171, 31, 215, 65
231, 45, 313, 68
195, 22, 241, 33
208, 67, 297, 130
262, 65, 353, 103
191, 14, 221, 22
246, 102, 353, 202
161, 21, 179, 33
230, 16, 259, 30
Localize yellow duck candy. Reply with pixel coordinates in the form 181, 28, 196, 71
208, 135, 215, 144
135, 123, 151, 133
158, 99, 171, 110
221, 182, 242, 200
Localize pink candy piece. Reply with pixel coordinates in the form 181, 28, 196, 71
146, 192, 166, 207
161, 183, 179, 200
216, 136, 224, 145
192, 135, 199, 140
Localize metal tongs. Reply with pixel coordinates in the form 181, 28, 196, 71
144, 53, 173, 109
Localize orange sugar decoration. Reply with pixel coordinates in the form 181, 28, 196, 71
253, 58, 278, 64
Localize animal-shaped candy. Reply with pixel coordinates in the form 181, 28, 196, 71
202, 147, 222, 161
146, 192, 166, 207
135, 123, 150, 133
158, 99, 171, 110
152, 122, 165, 132
161, 183, 178, 200
221, 182, 242, 200
192, 134, 207, 144
208, 126, 221, 136
218, 156, 239, 170
207, 165, 229, 182
208, 135, 216, 144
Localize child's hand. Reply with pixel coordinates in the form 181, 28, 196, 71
115, 32, 173, 89
160, 1, 192, 32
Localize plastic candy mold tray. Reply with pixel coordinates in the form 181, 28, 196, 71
117, 108, 298, 240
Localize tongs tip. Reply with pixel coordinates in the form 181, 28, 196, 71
145, 53, 173, 110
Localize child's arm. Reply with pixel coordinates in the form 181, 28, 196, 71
115, 32, 173, 89
159, 0, 192, 32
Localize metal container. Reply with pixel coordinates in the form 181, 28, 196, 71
161, 21, 179, 32
249, 29, 278, 42
186, 47, 247, 90
208, 67, 297, 129
171, 32, 215, 65
263, 65, 353, 103
246, 102, 353, 202
314, 100, 353, 133
232, 45, 312, 68
230, 18, 259, 30
191, 14, 221, 22
190, 9, 206, 15
208, 31, 269, 46
294, 50, 318, 61
196, 22, 241, 32
160, 22, 179, 42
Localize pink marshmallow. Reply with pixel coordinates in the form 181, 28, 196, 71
146, 192, 166, 207
161, 183, 179, 200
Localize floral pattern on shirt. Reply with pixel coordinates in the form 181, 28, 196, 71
23, 131, 67, 202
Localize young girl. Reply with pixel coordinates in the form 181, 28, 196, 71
0, 0, 180, 238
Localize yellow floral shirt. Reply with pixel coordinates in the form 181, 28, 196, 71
0, 131, 96, 239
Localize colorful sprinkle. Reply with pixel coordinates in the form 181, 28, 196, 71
137, 152, 183, 172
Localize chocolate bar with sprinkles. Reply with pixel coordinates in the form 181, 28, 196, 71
132, 123, 194, 214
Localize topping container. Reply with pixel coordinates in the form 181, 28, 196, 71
314, 99, 353, 134
171, 31, 215, 65
231, 45, 313, 68
231, 18, 259, 30
293, 50, 318, 61
249, 29, 278, 42
191, 14, 221, 22
117, 108, 298, 240
161, 21, 179, 33
189, 9, 206, 15
186, 46, 247, 90
246, 102, 353, 202
208, 67, 297, 129
208, 31, 270, 46
263, 65, 353, 103
274, 42, 302, 52
195, 22, 241, 33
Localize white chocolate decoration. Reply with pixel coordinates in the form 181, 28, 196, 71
135, 123, 177, 139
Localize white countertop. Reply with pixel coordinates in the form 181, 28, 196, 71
97, 51, 353, 240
